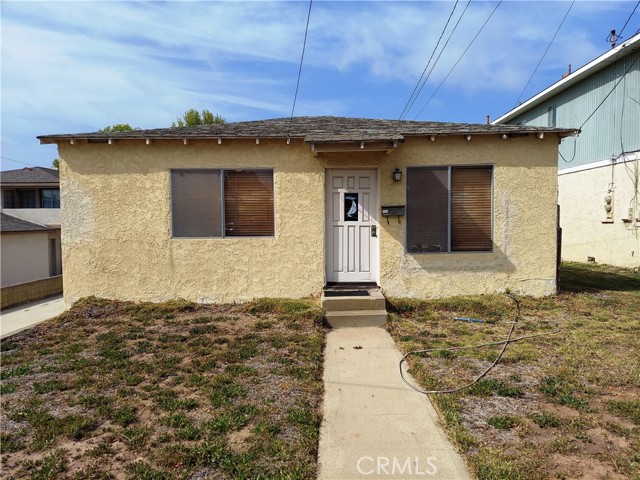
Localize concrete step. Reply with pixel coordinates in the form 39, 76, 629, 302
324, 310, 388, 328
321, 290, 386, 312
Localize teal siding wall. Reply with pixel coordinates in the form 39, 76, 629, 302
509, 49, 640, 170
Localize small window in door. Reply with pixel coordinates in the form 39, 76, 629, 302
344, 193, 358, 221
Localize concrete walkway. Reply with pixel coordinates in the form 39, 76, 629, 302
318, 327, 471, 480
1, 295, 66, 339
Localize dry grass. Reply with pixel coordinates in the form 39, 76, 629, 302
0, 297, 325, 479
387, 262, 640, 480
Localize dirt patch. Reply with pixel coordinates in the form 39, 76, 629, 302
549, 454, 628, 480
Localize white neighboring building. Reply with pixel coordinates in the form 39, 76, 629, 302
0, 167, 62, 287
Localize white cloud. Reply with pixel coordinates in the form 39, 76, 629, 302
1, 0, 634, 167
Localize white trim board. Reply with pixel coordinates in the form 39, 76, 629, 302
558, 151, 639, 176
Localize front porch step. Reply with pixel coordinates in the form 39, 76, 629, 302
321, 290, 386, 312
321, 289, 388, 328
324, 310, 388, 328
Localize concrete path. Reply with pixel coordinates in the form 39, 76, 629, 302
1, 295, 66, 339
318, 327, 471, 480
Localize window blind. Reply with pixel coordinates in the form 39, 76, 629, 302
224, 171, 274, 237
451, 166, 492, 251
407, 167, 449, 252
171, 170, 222, 237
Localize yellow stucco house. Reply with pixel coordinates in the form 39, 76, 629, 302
38, 117, 577, 306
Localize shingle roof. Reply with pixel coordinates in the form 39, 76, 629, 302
0, 167, 59, 184
0, 213, 53, 233
38, 116, 578, 144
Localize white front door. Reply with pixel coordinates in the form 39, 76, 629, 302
326, 169, 378, 283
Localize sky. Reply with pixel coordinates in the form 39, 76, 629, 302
1, 0, 639, 170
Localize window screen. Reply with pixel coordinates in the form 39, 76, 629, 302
224, 171, 274, 237
171, 170, 222, 237
407, 166, 492, 253
407, 167, 449, 252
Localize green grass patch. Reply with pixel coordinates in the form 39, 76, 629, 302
607, 399, 640, 425
1, 364, 32, 379
22, 449, 68, 480
530, 412, 563, 428
468, 379, 523, 398
559, 262, 640, 293
124, 299, 198, 321
34, 379, 70, 394
1, 381, 18, 395
488, 415, 521, 429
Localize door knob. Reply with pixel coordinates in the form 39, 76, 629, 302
371, 225, 377, 237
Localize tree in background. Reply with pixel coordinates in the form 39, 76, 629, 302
52, 158, 59, 169
98, 123, 136, 133
172, 109, 225, 127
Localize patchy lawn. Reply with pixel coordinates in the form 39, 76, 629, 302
388, 262, 640, 480
0, 297, 324, 479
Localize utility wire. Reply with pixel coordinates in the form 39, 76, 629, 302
580, 53, 639, 130
399, 294, 561, 395
413, 0, 502, 119
618, 0, 640, 39
515, 0, 575, 106
558, 53, 640, 165
288, 0, 313, 137
399, 0, 460, 120
1, 156, 39, 168
401, 0, 472, 121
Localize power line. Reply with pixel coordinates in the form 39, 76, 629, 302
399, 0, 460, 120
580, 53, 639, 130
1, 156, 39, 168
515, 0, 575, 106
618, 0, 640, 39
401, 0, 472, 121
288, 0, 313, 136
558, 53, 639, 165
414, 0, 503, 119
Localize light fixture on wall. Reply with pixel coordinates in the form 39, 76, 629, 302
392, 168, 402, 182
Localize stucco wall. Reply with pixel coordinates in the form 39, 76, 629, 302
323, 135, 559, 298
57, 134, 560, 305
1, 230, 61, 287
558, 161, 640, 268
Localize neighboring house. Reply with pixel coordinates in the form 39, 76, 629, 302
38, 117, 576, 305
493, 32, 640, 268
0, 167, 62, 288
0, 213, 61, 287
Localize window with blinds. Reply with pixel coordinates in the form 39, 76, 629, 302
224, 171, 274, 236
407, 166, 492, 253
451, 166, 492, 251
407, 167, 449, 252
171, 170, 223, 237
171, 169, 274, 238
